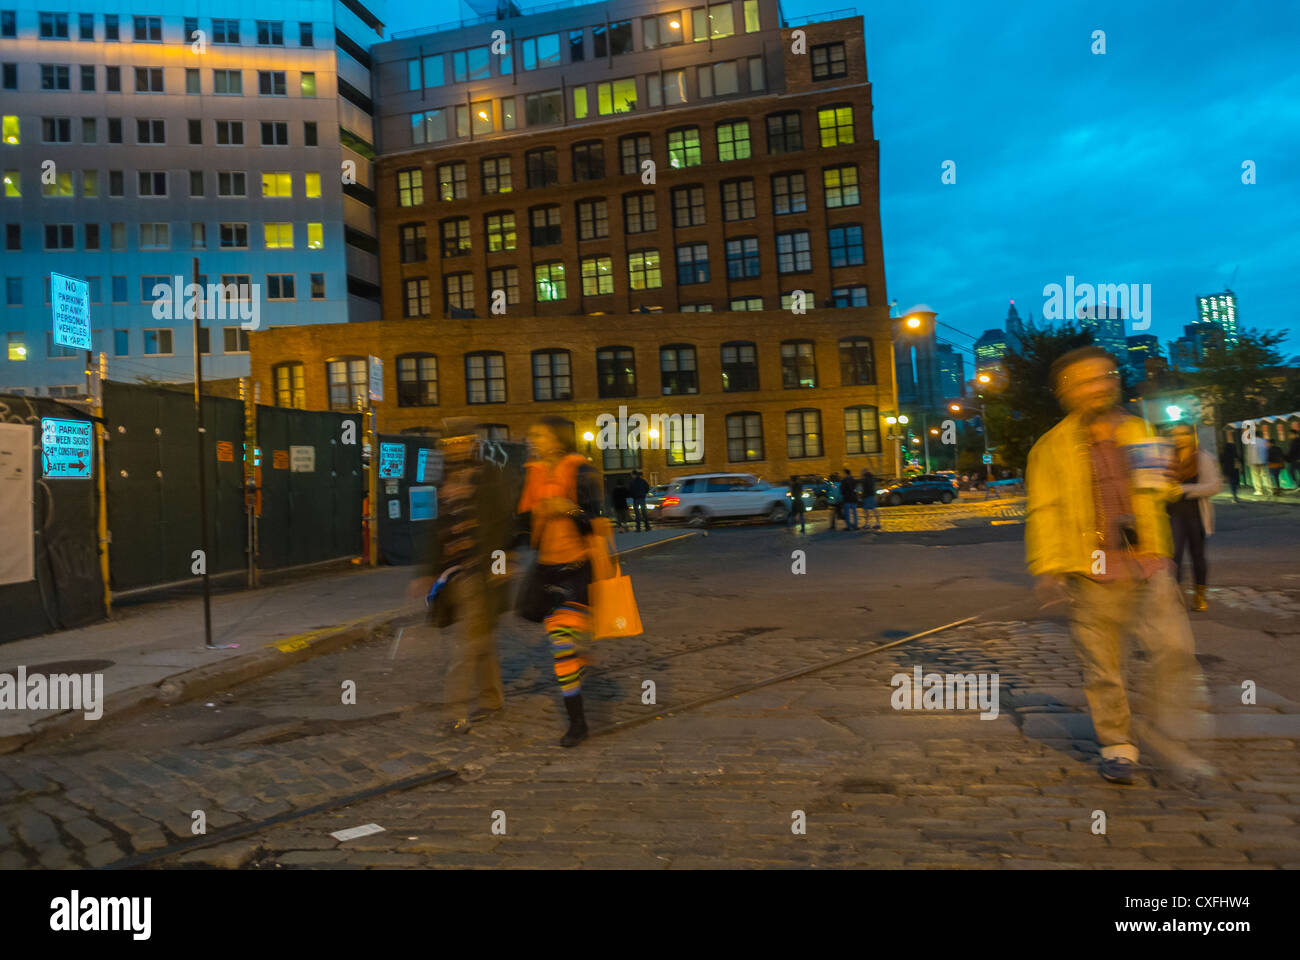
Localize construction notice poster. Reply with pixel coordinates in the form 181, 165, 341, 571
0, 423, 34, 585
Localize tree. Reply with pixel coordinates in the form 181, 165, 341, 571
1181, 328, 1294, 427
979, 322, 1094, 471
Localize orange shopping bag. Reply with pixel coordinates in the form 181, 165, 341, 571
590, 558, 643, 639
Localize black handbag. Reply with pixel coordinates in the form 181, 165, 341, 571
516, 561, 551, 623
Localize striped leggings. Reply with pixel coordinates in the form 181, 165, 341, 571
544, 600, 590, 697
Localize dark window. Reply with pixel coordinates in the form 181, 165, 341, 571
572, 140, 605, 181
777, 231, 812, 273
620, 133, 651, 174
133, 15, 161, 42
623, 192, 656, 233
399, 223, 427, 262
811, 42, 847, 80
526, 147, 558, 187
569, 28, 585, 61
256, 20, 284, 46
781, 341, 817, 389
260, 121, 288, 145
576, 199, 608, 241
299, 22, 314, 46
676, 243, 709, 285
844, 405, 881, 455
304, 121, 318, 146
529, 206, 561, 246
481, 156, 511, 194
828, 224, 864, 267
596, 346, 637, 398
671, 185, 706, 227
771, 172, 807, 215
660, 344, 698, 396
727, 412, 764, 462
721, 341, 759, 392
725, 237, 760, 279
721, 179, 755, 221
767, 111, 802, 153
839, 337, 875, 385
830, 285, 868, 307
532, 350, 572, 401
786, 409, 823, 459
465, 352, 506, 404
106, 66, 120, 91
2, 11, 17, 37
40, 11, 69, 39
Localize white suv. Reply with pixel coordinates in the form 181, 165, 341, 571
657, 473, 790, 526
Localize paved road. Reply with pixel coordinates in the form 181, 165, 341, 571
2, 500, 1297, 868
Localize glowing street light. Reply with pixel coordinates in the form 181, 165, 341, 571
1165, 405, 1183, 421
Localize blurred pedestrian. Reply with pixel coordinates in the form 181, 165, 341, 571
838, 468, 860, 530
787, 475, 806, 532
628, 469, 651, 531
417, 420, 512, 735
1166, 423, 1222, 612
1267, 439, 1286, 494
611, 478, 631, 531
860, 468, 881, 530
1218, 429, 1240, 502
1026, 346, 1210, 784
1244, 429, 1270, 496
1287, 423, 1300, 490
517, 416, 611, 747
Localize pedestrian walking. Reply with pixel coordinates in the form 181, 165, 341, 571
838, 468, 860, 530
611, 479, 631, 531
628, 469, 652, 531
1166, 423, 1223, 612
516, 415, 611, 747
860, 468, 881, 530
1267, 439, 1286, 494
1218, 429, 1240, 502
416, 419, 513, 735
787, 476, 807, 532
1026, 346, 1211, 784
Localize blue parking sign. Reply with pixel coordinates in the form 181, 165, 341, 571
41, 417, 93, 478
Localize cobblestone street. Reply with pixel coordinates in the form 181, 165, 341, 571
2, 500, 1297, 869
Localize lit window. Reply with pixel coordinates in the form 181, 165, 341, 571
264, 222, 294, 248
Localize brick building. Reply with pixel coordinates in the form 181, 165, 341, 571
249, 0, 898, 485
249, 307, 897, 484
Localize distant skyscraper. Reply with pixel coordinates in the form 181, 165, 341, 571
1196, 290, 1239, 346
974, 328, 1008, 377
935, 342, 965, 400
1005, 300, 1026, 353
1125, 334, 1160, 382
1076, 302, 1127, 362
1169, 336, 1197, 370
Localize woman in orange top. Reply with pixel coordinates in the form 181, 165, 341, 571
517, 416, 610, 746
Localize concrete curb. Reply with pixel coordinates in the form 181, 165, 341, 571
0, 529, 699, 756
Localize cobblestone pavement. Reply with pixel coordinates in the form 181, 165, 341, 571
1, 506, 1296, 869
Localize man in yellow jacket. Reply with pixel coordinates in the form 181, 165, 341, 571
1026, 346, 1211, 784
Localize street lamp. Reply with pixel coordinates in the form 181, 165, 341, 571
583, 430, 595, 460
950, 394, 994, 487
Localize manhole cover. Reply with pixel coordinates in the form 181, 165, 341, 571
1, 659, 115, 675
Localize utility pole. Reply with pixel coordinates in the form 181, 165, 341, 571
192, 256, 213, 648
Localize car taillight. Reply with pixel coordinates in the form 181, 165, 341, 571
663, 496, 680, 507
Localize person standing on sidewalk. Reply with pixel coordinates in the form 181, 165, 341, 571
1244, 429, 1270, 497
611, 479, 631, 532
417, 420, 512, 735
1026, 346, 1211, 785
1218, 429, 1241, 502
1286, 422, 1300, 491
628, 470, 652, 532
838, 469, 860, 530
1267, 438, 1286, 494
517, 416, 610, 747
1166, 423, 1223, 612
787, 476, 807, 532
860, 468, 881, 531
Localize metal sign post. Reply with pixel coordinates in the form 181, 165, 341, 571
191, 257, 219, 649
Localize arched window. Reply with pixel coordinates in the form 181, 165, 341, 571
721, 341, 759, 392
839, 337, 875, 385
726, 411, 764, 462
532, 348, 573, 401
464, 351, 506, 404
781, 340, 817, 389
596, 345, 636, 398
325, 355, 366, 412
844, 405, 881, 455
272, 361, 305, 408
786, 408, 823, 459
659, 343, 697, 395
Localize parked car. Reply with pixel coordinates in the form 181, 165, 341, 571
657, 473, 791, 526
788, 474, 843, 510
875, 474, 958, 506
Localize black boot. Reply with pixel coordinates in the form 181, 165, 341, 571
561, 694, 589, 747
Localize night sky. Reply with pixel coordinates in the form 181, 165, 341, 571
386, 1, 1300, 366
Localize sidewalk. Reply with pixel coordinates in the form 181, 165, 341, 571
0, 527, 694, 752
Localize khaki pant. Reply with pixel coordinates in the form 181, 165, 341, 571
444, 571, 504, 716
1066, 569, 1206, 762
